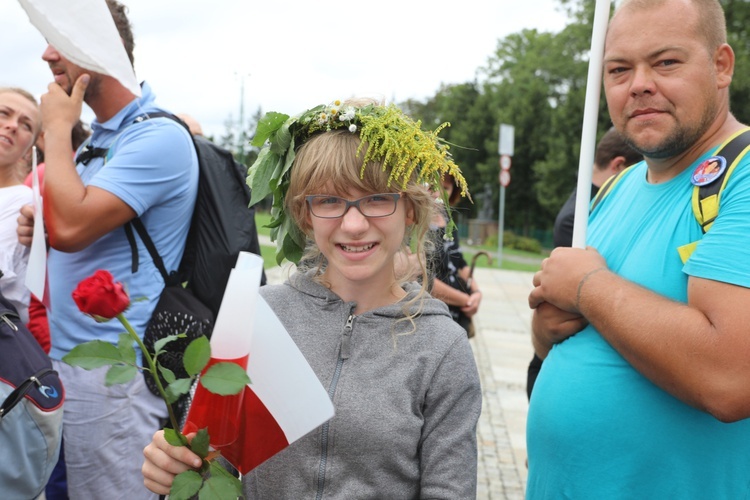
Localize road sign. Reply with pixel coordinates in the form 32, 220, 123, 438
500, 154, 511, 171
498, 124, 515, 156
499, 170, 511, 187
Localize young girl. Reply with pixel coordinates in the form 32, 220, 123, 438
142, 99, 482, 498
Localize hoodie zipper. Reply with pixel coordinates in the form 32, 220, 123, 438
315, 312, 355, 500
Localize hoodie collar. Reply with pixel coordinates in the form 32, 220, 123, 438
288, 270, 448, 319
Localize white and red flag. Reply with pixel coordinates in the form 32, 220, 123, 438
184, 253, 335, 474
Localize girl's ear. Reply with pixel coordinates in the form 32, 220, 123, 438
403, 195, 415, 226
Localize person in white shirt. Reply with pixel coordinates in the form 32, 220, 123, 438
0, 87, 41, 322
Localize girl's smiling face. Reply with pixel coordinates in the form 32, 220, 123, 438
309, 187, 413, 297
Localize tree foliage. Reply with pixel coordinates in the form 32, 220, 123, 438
724, 0, 750, 124
401, 82, 495, 223
223, 0, 749, 240
400, 0, 750, 238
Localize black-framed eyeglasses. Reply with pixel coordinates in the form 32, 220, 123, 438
305, 193, 401, 219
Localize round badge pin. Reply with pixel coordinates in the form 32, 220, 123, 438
691, 155, 727, 187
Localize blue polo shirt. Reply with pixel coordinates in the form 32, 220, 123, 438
48, 82, 199, 361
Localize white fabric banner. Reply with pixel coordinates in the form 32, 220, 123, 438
17, 0, 141, 97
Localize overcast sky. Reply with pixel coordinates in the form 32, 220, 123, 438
3, 0, 570, 139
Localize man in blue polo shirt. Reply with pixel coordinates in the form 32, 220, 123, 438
17, 1, 198, 497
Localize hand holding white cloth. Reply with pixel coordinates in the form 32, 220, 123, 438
17, 0, 141, 97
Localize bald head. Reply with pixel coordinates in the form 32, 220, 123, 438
612, 0, 727, 54
176, 114, 203, 136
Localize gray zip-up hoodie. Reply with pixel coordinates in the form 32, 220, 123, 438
243, 270, 482, 499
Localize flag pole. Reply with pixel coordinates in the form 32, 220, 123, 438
571, 0, 612, 248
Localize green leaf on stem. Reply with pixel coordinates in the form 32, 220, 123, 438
164, 427, 189, 447
104, 364, 137, 386
169, 470, 203, 500
116, 333, 137, 364
251, 111, 289, 147
200, 362, 250, 395
208, 459, 239, 481
201, 462, 243, 499
190, 428, 210, 459
153, 333, 185, 355
183, 336, 210, 376
158, 364, 177, 384
165, 378, 193, 403
62, 340, 124, 369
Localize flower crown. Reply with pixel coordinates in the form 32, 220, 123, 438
247, 100, 470, 264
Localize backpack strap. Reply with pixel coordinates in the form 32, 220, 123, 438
80, 112, 192, 285
677, 127, 750, 263
125, 218, 182, 286
123, 113, 191, 286
589, 165, 636, 214
74, 112, 189, 165
75, 140, 109, 166
692, 127, 750, 232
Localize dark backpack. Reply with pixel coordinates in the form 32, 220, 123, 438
0, 282, 64, 498
75, 114, 267, 415
130, 113, 266, 312
76, 112, 267, 318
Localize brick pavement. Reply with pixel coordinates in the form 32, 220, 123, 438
471, 267, 536, 499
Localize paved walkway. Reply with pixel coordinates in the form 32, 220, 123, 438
471, 267, 535, 499
265, 263, 536, 499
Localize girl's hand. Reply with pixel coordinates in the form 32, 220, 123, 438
142, 430, 202, 495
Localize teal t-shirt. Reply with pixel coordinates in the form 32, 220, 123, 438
526, 153, 750, 499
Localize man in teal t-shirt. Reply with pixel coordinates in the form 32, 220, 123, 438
527, 0, 750, 498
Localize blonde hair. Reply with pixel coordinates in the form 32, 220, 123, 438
286, 128, 438, 334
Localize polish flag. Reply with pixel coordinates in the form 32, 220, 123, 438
25, 150, 48, 306
184, 254, 335, 474
218, 296, 335, 473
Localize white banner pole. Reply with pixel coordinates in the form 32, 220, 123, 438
571, 0, 613, 248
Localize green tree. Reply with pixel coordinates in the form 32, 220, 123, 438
218, 106, 263, 168
400, 0, 750, 241
402, 82, 494, 221
480, 19, 613, 232
724, 0, 750, 124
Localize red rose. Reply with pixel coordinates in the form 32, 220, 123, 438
72, 270, 130, 320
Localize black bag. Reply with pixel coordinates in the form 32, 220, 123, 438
129, 113, 267, 318
0, 284, 64, 498
445, 275, 475, 338
125, 220, 212, 423
431, 225, 476, 338
76, 111, 267, 318
143, 288, 211, 424
445, 252, 490, 338
77, 112, 267, 404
